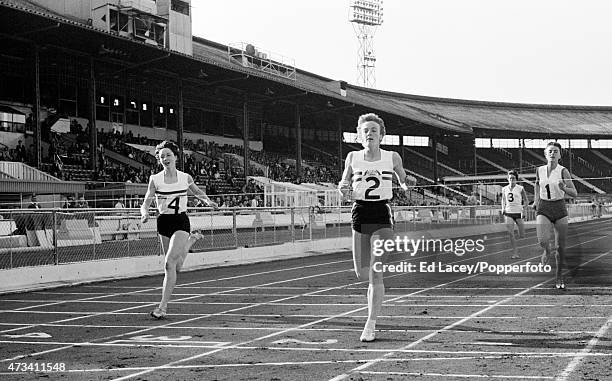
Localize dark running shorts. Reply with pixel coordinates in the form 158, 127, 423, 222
351, 200, 393, 235
536, 199, 567, 223
157, 213, 191, 238
503, 212, 522, 222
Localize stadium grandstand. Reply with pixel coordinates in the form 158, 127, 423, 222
0, 1, 611, 380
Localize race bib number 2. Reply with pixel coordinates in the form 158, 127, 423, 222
364, 176, 381, 200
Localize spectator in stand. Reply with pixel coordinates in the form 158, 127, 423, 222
63, 196, 76, 209
466, 191, 479, 219
77, 196, 89, 208
114, 198, 125, 209
15, 140, 26, 162
28, 194, 41, 209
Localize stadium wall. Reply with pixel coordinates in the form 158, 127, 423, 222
1, 236, 352, 294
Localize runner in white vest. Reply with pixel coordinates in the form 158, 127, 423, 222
533, 142, 577, 290
338, 113, 412, 342
501, 170, 528, 259
141, 141, 218, 319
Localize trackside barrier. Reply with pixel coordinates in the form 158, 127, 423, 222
0, 203, 606, 293
0, 204, 604, 270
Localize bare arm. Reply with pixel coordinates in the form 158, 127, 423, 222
392, 151, 411, 191
560, 168, 577, 198
140, 176, 156, 223
187, 175, 218, 207
521, 188, 528, 207
338, 152, 354, 198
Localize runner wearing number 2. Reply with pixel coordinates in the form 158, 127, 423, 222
533, 142, 577, 290
140, 141, 218, 319
338, 113, 412, 342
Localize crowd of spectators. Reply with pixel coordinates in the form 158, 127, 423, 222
0, 139, 35, 165
2, 118, 396, 209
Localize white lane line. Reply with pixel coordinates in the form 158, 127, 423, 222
1, 311, 609, 320
65, 285, 612, 291
5, 299, 612, 308
328, 246, 612, 381
0, 323, 599, 335
3, 340, 611, 356
8, 292, 606, 300
361, 371, 554, 379
0, 353, 608, 376
555, 315, 612, 381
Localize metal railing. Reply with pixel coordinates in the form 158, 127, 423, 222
0, 203, 606, 270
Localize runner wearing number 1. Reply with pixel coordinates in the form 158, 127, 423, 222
140, 141, 218, 319
533, 142, 577, 290
338, 113, 412, 342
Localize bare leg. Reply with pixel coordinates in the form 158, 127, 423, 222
353, 228, 393, 342
553, 217, 569, 288
353, 230, 377, 341
516, 218, 525, 239
156, 230, 190, 315
536, 214, 554, 265
505, 217, 519, 259
177, 231, 204, 272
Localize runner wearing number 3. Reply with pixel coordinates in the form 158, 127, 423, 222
140, 141, 218, 319
338, 113, 412, 342
501, 170, 527, 259
533, 142, 577, 290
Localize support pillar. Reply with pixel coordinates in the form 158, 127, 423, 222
295, 103, 302, 180
242, 98, 249, 179
177, 78, 184, 171
33, 45, 41, 168
88, 57, 98, 172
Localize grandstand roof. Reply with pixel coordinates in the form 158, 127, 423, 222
3, 0, 612, 137
360, 90, 612, 137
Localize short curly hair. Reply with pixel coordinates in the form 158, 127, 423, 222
507, 170, 519, 180
356, 113, 386, 138
155, 140, 179, 158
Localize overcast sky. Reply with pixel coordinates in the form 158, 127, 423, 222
192, 0, 612, 106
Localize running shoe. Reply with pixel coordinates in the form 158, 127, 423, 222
187, 231, 204, 252
150, 307, 167, 319
555, 277, 566, 290
359, 327, 376, 342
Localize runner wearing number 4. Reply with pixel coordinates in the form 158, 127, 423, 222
140, 141, 218, 319
501, 170, 528, 259
338, 113, 412, 342
533, 142, 577, 290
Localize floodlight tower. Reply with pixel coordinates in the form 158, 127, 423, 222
349, 0, 383, 88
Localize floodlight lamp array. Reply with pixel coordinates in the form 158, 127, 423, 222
349, 0, 384, 25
